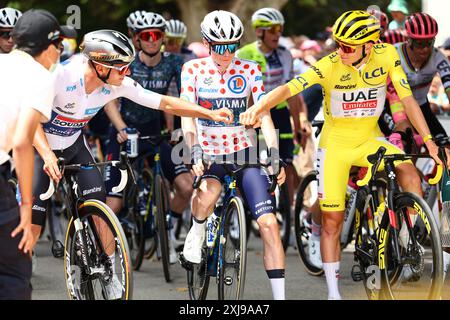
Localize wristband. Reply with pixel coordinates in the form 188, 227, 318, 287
423, 134, 433, 143
191, 144, 204, 165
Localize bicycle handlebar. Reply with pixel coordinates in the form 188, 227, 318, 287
356, 146, 444, 187
39, 152, 131, 201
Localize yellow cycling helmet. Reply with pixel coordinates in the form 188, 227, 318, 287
332, 10, 380, 46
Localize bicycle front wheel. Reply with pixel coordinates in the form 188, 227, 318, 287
154, 174, 172, 282
218, 196, 247, 300
382, 192, 443, 300
64, 200, 133, 300
294, 171, 324, 276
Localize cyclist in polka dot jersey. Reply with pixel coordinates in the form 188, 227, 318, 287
181, 10, 287, 300
182, 58, 266, 155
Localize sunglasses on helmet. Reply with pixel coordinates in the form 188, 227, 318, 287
138, 30, 163, 42
209, 42, 240, 55
92, 61, 132, 75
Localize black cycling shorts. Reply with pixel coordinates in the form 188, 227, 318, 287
32, 134, 106, 226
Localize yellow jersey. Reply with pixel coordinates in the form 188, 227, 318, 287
288, 43, 412, 142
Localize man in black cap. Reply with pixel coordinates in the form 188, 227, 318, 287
0, 8, 65, 300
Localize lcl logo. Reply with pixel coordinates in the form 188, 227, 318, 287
363, 67, 387, 85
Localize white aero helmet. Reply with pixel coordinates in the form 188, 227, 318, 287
165, 19, 187, 38
0, 7, 22, 28
251, 7, 285, 28
81, 29, 136, 65
126, 10, 147, 32
201, 10, 244, 43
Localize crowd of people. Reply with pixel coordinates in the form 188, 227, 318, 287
1, 0, 450, 301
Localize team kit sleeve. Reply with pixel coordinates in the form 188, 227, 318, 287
287, 56, 327, 96
179, 61, 197, 103
117, 76, 162, 110
388, 46, 413, 100
435, 50, 450, 93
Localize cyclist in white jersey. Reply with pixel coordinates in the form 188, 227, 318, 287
29, 29, 232, 298
388, 13, 450, 141
0, 7, 21, 54
180, 10, 287, 300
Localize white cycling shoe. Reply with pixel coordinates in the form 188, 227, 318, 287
182, 227, 205, 264
105, 275, 123, 300
308, 237, 323, 269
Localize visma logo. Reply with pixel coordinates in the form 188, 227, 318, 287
228, 75, 246, 94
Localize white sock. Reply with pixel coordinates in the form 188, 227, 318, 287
192, 218, 206, 235
109, 253, 116, 275
170, 215, 180, 240
266, 269, 285, 300
269, 278, 285, 300
323, 262, 341, 300
399, 214, 418, 248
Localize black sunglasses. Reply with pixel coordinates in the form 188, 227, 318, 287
0, 30, 12, 39
51, 37, 64, 53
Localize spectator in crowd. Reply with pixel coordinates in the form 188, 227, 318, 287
0, 9, 67, 300
387, 0, 409, 30
428, 75, 450, 114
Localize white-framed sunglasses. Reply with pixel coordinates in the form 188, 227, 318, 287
92, 60, 132, 75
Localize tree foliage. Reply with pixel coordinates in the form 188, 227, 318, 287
3, 0, 421, 45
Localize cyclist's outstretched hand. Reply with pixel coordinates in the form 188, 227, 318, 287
211, 107, 234, 124
43, 151, 62, 183
240, 105, 260, 126
277, 167, 286, 185
11, 205, 34, 255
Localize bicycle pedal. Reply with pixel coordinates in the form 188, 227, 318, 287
178, 252, 193, 271
351, 265, 363, 282
52, 240, 65, 258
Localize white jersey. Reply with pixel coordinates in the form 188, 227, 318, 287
43, 55, 162, 150
395, 43, 450, 105
180, 57, 266, 155
0, 50, 54, 164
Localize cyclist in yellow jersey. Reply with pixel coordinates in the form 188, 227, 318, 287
240, 10, 447, 299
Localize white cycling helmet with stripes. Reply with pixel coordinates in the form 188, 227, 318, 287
127, 11, 166, 32
201, 10, 244, 43
251, 7, 285, 28
0, 7, 22, 28
165, 19, 187, 38
126, 10, 147, 32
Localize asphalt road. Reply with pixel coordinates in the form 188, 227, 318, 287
30, 229, 370, 300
